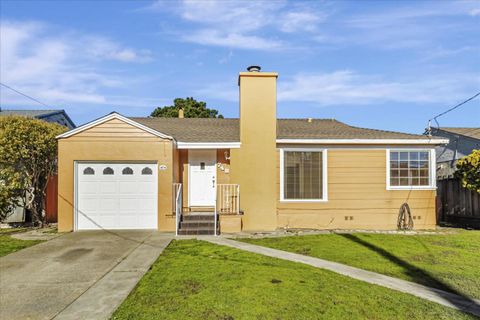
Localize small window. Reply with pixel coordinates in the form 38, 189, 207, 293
122, 167, 134, 175
388, 150, 434, 189
83, 167, 95, 175
141, 167, 153, 175
103, 167, 114, 175
200, 162, 205, 170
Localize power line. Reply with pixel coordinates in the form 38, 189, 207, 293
429, 91, 480, 128
0, 82, 54, 109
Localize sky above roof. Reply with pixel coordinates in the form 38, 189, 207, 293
1, 0, 479, 134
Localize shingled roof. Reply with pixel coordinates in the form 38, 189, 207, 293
130, 117, 431, 142
0, 109, 61, 117
436, 127, 480, 140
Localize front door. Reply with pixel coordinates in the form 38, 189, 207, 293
189, 150, 216, 206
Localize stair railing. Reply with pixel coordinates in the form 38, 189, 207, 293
173, 183, 182, 236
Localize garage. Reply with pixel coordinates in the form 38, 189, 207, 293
76, 162, 158, 230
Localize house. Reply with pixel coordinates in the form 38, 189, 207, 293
428, 127, 480, 178
56, 67, 448, 234
428, 127, 480, 226
0, 109, 75, 224
0, 108, 76, 129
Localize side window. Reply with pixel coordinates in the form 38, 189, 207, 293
83, 167, 95, 175
122, 167, 134, 175
103, 167, 114, 175
141, 167, 153, 175
389, 150, 432, 188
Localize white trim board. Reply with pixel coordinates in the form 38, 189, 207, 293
177, 142, 241, 149
276, 138, 449, 145
279, 148, 328, 203
56, 112, 174, 140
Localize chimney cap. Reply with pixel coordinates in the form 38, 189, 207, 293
247, 65, 261, 72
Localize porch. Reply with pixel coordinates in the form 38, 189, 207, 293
173, 183, 242, 235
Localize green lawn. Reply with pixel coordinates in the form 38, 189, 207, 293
240, 230, 480, 300
112, 240, 474, 320
0, 229, 43, 257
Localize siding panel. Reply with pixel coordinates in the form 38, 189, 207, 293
276, 149, 437, 230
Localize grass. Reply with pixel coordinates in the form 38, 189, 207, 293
0, 228, 43, 257
112, 240, 475, 320
240, 230, 480, 300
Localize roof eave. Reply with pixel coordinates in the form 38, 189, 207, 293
56, 112, 174, 140
276, 138, 449, 145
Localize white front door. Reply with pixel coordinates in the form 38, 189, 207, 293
76, 162, 158, 230
189, 150, 216, 206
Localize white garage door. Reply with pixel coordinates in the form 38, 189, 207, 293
76, 162, 158, 230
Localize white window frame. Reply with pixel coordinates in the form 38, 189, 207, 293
386, 148, 436, 190
280, 148, 328, 202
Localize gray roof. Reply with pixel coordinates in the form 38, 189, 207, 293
130, 117, 430, 142
436, 127, 480, 140
0, 109, 76, 128
0, 109, 61, 117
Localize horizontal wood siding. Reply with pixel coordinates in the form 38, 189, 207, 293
68, 119, 161, 141
277, 149, 437, 230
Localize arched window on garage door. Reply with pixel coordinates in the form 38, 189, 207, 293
122, 167, 134, 175
103, 167, 114, 175
141, 167, 153, 175
83, 167, 95, 175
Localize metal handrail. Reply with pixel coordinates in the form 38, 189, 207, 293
173, 183, 182, 236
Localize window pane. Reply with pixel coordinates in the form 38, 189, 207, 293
83, 167, 95, 175
122, 167, 133, 175
420, 178, 429, 186
284, 151, 323, 200
141, 167, 153, 175
103, 167, 114, 175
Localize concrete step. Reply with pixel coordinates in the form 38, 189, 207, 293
180, 221, 215, 229
182, 214, 215, 222
177, 229, 218, 235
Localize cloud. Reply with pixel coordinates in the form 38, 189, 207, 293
85, 37, 152, 62
182, 29, 283, 50
0, 20, 155, 108
196, 70, 479, 106
279, 11, 324, 33
279, 71, 479, 105
470, 8, 480, 16
147, 0, 326, 50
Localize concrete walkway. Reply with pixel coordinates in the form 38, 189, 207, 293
0, 230, 172, 320
205, 237, 480, 318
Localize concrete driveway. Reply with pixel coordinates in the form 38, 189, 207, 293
0, 230, 172, 320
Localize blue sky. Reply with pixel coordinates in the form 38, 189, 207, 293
1, 0, 479, 133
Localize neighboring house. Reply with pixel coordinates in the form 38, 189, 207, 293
0, 108, 76, 129
0, 108, 76, 223
429, 127, 480, 178
428, 127, 480, 226
56, 67, 448, 234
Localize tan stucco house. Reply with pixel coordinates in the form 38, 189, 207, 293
57, 67, 448, 234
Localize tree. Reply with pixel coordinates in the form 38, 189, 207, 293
151, 97, 223, 118
455, 149, 480, 193
0, 116, 67, 225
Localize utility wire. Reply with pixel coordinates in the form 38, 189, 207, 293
0, 82, 54, 109
429, 91, 480, 129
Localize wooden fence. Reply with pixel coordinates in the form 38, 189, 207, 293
437, 178, 480, 227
